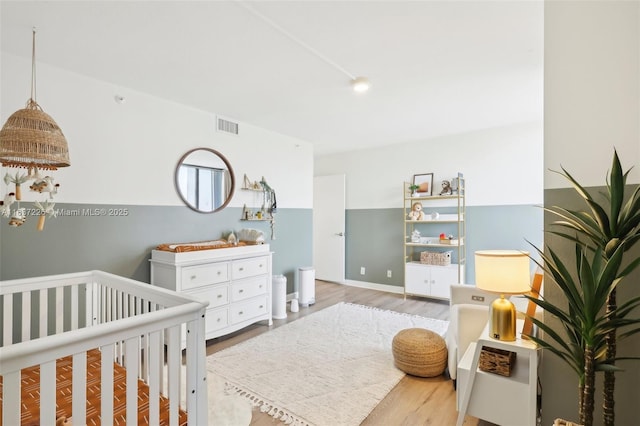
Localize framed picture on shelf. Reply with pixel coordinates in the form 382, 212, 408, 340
413, 173, 433, 196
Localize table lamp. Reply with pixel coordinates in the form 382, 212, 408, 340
475, 250, 531, 341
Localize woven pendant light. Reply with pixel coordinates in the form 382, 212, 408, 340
0, 28, 70, 170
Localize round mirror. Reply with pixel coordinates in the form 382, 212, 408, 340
175, 148, 235, 213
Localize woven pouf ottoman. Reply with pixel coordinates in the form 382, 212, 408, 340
392, 328, 447, 377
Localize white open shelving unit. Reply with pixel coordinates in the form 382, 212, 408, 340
403, 173, 466, 300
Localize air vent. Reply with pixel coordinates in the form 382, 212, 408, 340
217, 116, 239, 135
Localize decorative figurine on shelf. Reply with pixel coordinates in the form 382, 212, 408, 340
408, 202, 425, 221
439, 180, 453, 196
411, 230, 421, 243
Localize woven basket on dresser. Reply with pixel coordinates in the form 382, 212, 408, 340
392, 328, 447, 378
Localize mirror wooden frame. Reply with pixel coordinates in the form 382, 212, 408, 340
174, 147, 235, 213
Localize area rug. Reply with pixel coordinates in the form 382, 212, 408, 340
207, 302, 449, 426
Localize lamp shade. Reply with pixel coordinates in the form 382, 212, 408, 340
475, 250, 531, 295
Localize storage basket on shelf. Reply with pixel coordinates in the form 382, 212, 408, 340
478, 346, 516, 377
420, 250, 452, 266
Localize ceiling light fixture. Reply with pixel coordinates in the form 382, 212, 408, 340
235, 1, 370, 93
351, 76, 371, 93
0, 28, 70, 169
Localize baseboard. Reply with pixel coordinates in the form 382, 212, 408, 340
285, 281, 403, 302
343, 279, 404, 295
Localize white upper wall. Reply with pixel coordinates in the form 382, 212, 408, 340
0, 52, 314, 208
315, 121, 543, 209
544, 1, 640, 189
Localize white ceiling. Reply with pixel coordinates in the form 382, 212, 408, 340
1, 1, 543, 157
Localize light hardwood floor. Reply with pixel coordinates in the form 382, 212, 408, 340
205, 280, 489, 425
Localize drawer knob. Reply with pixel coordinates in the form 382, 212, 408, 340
239, 289, 244, 293
217, 294, 223, 298
239, 311, 244, 315
217, 318, 221, 322
259, 305, 264, 309
239, 267, 244, 271
191, 275, 197, 280
217, 271, 221, 275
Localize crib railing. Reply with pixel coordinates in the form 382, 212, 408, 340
0, 270, 209, 426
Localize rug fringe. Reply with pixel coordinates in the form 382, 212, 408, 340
223, 381, 313, 426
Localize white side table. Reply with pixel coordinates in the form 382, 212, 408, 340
456, 319, 539, 426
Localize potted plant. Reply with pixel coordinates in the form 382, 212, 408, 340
409, 184, 419, 197
526, 150, 640, 426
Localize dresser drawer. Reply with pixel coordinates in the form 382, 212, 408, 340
230, 296, 269, 324
230, 276, 268, 302
186, 284, 229, 309
181, 262, 229, 290
206, 307, 229, 332
232, 256, 269, 280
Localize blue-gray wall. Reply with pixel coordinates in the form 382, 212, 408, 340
346, 204, 542, 285
541, 187, 640, 426
0, 204, 312, 294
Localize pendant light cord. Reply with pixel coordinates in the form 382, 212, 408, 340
31, 27, 37, 102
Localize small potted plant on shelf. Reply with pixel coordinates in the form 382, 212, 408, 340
409, 184, 419, 197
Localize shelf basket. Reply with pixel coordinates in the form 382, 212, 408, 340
479, 346, 516, 377
419, 250, 452, 266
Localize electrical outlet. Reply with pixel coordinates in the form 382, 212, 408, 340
360, 267, 365, 275
387, 270, 392, 278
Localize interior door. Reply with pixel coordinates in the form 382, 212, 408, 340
313, 174, 345, 283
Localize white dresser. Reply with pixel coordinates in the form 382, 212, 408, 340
150, 244, 273, 345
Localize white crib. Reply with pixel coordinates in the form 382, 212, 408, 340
0, 270, 209, 425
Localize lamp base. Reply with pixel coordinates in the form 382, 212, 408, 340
489, 296, 517, 341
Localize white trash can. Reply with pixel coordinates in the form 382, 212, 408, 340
272, 275, 287, 319
298, 267, 316, 307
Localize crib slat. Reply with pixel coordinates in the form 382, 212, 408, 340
111, 288, 117, 322
101, 343, 115, 425
86, 281, 95, 326
3, 294, 13, 346
55, 286, 64, 334
22, 291, 31, 342
72, 351, 87, 423
167, 325, 181, 426
2, 370, 20, 425
71, 284, 79, 330
125, 336, 139, 426
41, 360, 57, 423
148, 331, 161, 426
39, 288, 48, 338
100, 285, 107, 324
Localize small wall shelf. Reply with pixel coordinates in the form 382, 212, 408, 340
241, 174, 277, 239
